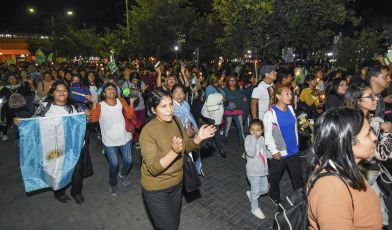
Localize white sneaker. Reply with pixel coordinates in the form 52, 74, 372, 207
220, 130, 223, 135
251, 208, 266, 219
246, 191, 251, 202
2, 135, 9, 141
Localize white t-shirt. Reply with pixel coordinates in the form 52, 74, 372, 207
251, 81, 274, 120
99, 99, 132, 147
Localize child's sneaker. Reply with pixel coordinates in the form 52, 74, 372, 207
246, 191, 251, 202
251, 208, 266, 219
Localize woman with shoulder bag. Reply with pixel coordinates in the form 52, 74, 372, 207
139, 90, 215, 230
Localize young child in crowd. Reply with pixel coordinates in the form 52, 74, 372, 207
245, 119, 271, 219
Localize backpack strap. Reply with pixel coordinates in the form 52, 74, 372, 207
309, 172, 354, 213
82, 86, 88, 95
43, 101, 53, 115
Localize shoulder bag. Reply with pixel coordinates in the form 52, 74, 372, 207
173, 116, 201, 193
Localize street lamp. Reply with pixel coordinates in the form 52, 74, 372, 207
67, 11, 73, 16
174, 46, 179, 60
29, 8, 35, 13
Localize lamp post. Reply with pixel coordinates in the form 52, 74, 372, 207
174, 46, 178, 61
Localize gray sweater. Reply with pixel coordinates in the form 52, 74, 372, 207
245, 135, 271, 177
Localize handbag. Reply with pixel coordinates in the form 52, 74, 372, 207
122, 107, 142, 133
273, 172, 353, 230
173, 116, 201, 193
212, 85, 229, 107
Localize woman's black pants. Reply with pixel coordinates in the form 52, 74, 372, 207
142, 182, 182, 230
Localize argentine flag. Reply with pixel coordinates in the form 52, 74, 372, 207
18, 113, 86, 193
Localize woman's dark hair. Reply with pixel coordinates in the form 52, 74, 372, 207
343, 83, 370, 111
87, 71, 101, 87
130, 71, 140, 80
171, 84, 186, 94
307, 107, 367, 191
249, 118, 263, 130
147, 90, 173, 123
130, 72, 141, 89
100, 83, 117, 101
302, 74, 317, 88
45, 81, 80, 114
225, 75, 240, 90
326, 78, 347, 97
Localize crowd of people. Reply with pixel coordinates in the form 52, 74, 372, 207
2, 57, 392, 229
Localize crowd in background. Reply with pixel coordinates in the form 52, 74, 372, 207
2, 57, 392, 229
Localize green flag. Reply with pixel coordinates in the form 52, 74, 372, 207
109, 61, 118, 74
7, 58, 15, 64
48, 53, 53, 61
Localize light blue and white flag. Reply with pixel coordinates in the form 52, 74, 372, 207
18, 113, 86, 192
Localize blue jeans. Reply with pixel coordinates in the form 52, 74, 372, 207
247, 176, 269, 211
103, 140, 132, 186
207, 118, 223, 151
222, 114, 244, 144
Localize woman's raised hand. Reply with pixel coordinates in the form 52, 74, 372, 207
197, 124, 217, 140
86, 95, 96, 104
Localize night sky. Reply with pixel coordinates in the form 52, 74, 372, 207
0, 0, 390, 34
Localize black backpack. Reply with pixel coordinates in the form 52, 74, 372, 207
273, 172, 353, 230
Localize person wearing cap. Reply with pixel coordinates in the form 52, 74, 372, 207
251, 65, 277, 120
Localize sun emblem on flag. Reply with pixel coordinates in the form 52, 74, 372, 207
46, 149, 63, 160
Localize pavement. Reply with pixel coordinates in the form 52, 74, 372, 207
1, 124, 389, 230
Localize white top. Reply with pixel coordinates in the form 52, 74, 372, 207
251, 81, 274, 120
99, 99, 132, 147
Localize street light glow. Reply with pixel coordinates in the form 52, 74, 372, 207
174, 46, 178, 51
29, 8, 35, 13
67, 11, 73, 15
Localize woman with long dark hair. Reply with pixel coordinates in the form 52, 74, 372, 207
343, 83, 391, 227
140, 90, 215, 230
324, 78, 348, 110
14, 81, 93, 204
307, 108, 382, 229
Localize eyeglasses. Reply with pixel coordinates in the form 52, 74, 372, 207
359, 94, 378, 101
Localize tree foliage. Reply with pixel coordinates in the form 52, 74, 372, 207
336, 30, 384, 70
126, 0, 196, 59
212, 0, 360, 61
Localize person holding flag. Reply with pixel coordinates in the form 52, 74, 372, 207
14, 81, 93, 204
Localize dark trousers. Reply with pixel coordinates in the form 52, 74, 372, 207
207, 118, 223, 151
54, 144, 91, 197
142, 182, 182, 230
190, 98, 202, 127
268, 153, 304, 202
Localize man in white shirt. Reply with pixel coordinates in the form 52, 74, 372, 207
251, 65, 277, 120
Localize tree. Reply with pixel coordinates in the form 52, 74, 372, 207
126, 0, 196, 59
336, 29, 384, 70
186, 13, 223, 62
212, 0, 360, 61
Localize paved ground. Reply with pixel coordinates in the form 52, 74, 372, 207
1, 125, 390, 229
